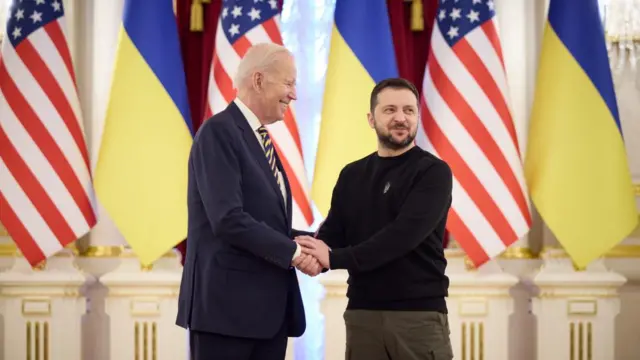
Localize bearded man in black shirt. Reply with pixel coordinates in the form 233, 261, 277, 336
296, 78, 454, 360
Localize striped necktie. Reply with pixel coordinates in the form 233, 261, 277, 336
257, 126, 281, 186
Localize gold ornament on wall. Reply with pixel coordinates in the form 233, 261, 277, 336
603, 0, 640, 78
0, 221, 8, 237
0, 0, 7, 48
410, 0, 424, 31
190, 0, 212, 32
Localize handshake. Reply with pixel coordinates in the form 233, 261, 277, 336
291, 235, 331, 277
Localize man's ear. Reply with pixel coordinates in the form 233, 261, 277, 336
252, 72, 264, 92
367, 112, 375, 129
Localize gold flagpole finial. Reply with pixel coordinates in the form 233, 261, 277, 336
411, 0, 424, 31
190, 0, 204, 32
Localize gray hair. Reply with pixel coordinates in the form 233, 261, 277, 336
233, 43, 293, 89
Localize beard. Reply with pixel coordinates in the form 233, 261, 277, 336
374, 120, 417, 151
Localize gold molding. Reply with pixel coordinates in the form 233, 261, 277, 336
0, 221, 8, 236
540, 294, 618, 299
444, 248, 466, 258
539, 246, 569, 258
448, 293, 512, 299
78, 246, 178, 259
606, 35, 640, 44
22, 298, 52, 316
0, 243, 18, 257
634, 183, 640, 197
603, 245, 640, 258
78, 245, 125, 257
464, 256, 478, 271
446, 247, 539, 268
1, 244, 179, 263
499, 246, 538, 259
461, 322, 467, 360
540, 244, 640, 259
567, 300, 598, 316
449, 247, 540, 260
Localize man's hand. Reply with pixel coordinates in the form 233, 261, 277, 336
292, 253, 322, 276
295, 236, 331, 269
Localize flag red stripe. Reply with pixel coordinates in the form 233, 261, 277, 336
453, 38, 518, 152
17, 40, 90, 170
481, 21, 505, 70
45, 21, 78, 91
0, 5, 96, 266
0, 127, 75, 242
446, 208, 490, 265
0, 62, 95, 226
282, 109, 303, 155
0, 193, 46, 266
212, 53, 235, 102
273, 141, 313, 224
428, 53, 530, 224
233, 32, 303, 154
260, 19, 304, 153
232, 36, 252, 58
420, 98, 517, 244
262, 18, 283, 45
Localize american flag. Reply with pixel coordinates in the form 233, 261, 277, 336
206, 0, 314, 227
416, 0, 531, 266
0, 0, 96, 266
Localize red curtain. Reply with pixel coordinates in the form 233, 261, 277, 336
387, 0, 438, 88
387, 0, 450, 248
176, 0, 221, 130
175, 0, 221, 263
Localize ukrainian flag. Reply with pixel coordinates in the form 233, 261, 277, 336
524, 0, 638, 268
312, 0, 398, 216
94, 0, 193, 266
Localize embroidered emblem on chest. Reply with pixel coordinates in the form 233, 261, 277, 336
383, 182, 391, 194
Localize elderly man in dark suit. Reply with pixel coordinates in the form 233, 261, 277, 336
176, 43, 321, 360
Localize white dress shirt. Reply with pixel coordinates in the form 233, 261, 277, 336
234, 99, 287, 204
233, 99, 301, 261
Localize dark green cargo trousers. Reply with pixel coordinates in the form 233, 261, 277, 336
344, 309, 454, 360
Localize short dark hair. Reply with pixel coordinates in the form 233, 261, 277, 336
369, 77, 420, 112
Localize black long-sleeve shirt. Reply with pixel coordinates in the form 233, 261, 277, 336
317, 146, 452, 312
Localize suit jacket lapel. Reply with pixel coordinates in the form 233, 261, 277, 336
274, 150, 293, 229
229, 103, 286, 216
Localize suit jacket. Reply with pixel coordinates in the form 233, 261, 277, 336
176, 102, 308, 339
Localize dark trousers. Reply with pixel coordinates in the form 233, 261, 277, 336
189, 321, 288, 360
344, 309, 453, 360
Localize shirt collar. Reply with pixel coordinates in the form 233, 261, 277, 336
234, 98, 262, 132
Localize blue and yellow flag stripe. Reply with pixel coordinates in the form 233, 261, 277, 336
548, 0, 621, 131
524, 0, 638, 268
312, 0, 398, 216
334, 0, 397, 82
94, 0, 193, 266
122, 1, 192, 133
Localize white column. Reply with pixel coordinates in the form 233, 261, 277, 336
0, 0, 9, 42
72, 3, 131, 360
62, 0, 78, 64
603, 0, 640, 255
100, 249, 186, 360
74, 0, 127, 251
445, 249, 519, 360
0, 224, 14, 272
319, 270, 349, 360
602, 0, 640, 252
532, 249, 626, 360
494, 0, 543, 253
0, 251, 91, 360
